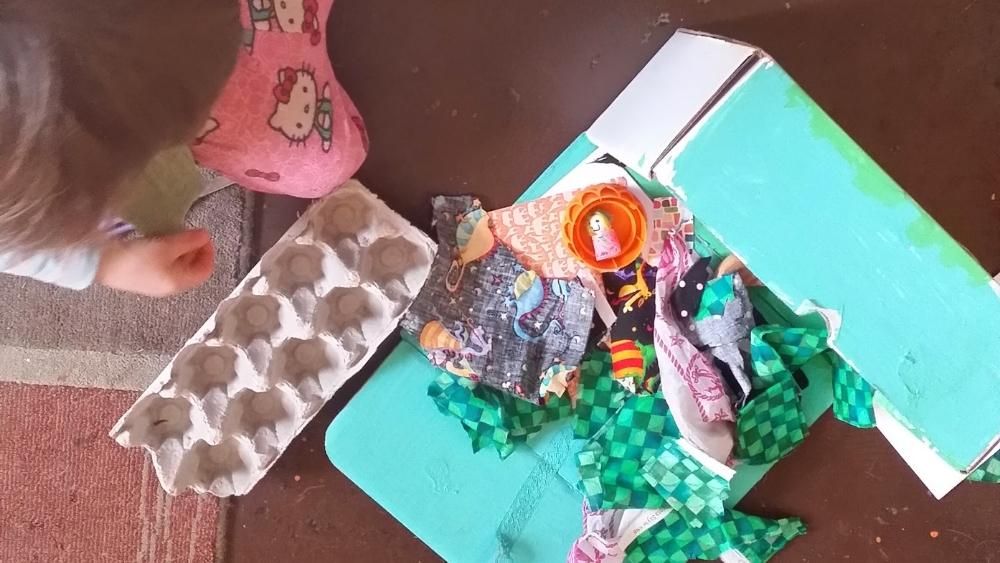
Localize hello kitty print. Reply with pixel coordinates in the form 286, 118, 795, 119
245, 0, 322, 48
269, 65, 333, 152
193, 0, 368, 198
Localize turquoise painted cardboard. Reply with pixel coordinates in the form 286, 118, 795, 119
660, 62, 1000, 468
326, 138, 595, 563
325, 135, 833, 560
325, 344, 582, 562
326, 31, 1000, 560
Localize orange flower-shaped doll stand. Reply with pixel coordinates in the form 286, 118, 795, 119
561, 183, 647, 272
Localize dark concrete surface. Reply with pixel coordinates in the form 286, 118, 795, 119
230, 0, 1000, 561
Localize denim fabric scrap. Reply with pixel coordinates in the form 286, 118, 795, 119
402, 195, 596, 401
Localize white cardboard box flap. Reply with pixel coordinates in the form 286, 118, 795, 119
587, 29, 759, 178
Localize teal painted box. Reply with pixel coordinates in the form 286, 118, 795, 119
326, 30, 1000, 561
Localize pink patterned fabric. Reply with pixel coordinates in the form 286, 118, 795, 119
192, 0, 368, 198
567, 504, 615, 563
653, 231, 735, 462
567, 503, 668, 563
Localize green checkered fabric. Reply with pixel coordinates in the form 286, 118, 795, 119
969, 453, 1000, 483
734, 326, 829, 465
625, 508, 806, 562
574, 350, 627, 440
749, 326, 829, 390
831, 355, 876, 429
641, 439, 728, 528
428, 371, 572, 459
694, 275, 735, 321
576, 390, 680, 509
724, 511, 806, 563
736, 376, 807, 465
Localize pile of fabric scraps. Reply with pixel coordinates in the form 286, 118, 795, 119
569, 347, 806, 563
401, 189, 899, 562
651, 230, 877, 468
401, 195, 597, 456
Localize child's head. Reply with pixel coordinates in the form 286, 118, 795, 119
0, 0, 241, 251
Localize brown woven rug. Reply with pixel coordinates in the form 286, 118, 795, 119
0, 383, 224, 562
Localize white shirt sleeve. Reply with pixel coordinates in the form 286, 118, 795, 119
0, 246, 101, 290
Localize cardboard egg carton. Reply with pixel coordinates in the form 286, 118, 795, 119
110, 180, 435, 497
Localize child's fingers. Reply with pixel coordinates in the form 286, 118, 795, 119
173, 240, 215, 289
96, 231, 215, 296
189, 241, 215, 275
159, 229, 214, 290
160, 228, 213, 259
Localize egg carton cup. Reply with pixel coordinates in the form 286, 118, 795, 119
110, 180, 435, 497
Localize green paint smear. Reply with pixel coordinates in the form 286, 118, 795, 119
906, 214, 987, 284
784, 83, 904, 207
784, 82, 986, 285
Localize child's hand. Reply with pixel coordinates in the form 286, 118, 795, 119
96, 229, 215, 296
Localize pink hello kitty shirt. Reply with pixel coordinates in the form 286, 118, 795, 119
192, 0, 369, 198
0, 0, 368, 290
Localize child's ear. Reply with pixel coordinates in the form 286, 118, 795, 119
276, 68, 287, 83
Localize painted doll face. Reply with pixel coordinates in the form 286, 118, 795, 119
588, 211, 611, 234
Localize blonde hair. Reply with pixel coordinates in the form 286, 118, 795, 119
0, 0, 240, 252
